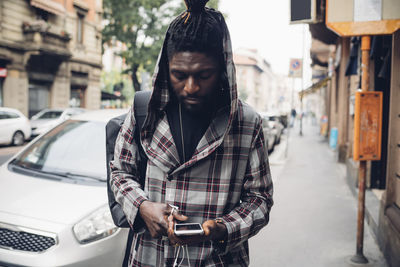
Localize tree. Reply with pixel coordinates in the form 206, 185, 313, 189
102, 0, 220, 92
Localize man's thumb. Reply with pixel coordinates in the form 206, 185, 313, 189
174, 213, 188, 221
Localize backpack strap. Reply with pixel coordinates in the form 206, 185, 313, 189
134, 90, 151, 133
133, 90, 151, 184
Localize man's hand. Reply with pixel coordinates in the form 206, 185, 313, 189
139, 201, 187, 238
167, 217, 227, 246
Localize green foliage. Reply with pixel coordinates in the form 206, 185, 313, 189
102, 0, 221, 92
101, 69, 135, 104
101, 69, 121, 93
207, 0, 219, 9
102, 0, 178, 91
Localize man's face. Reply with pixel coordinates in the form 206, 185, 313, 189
169, 51, 221, 113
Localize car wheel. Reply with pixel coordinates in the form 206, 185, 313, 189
12, 131, 25, 146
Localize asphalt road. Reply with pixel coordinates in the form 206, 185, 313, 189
0, 144, 26, 165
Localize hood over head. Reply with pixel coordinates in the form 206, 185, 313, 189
141, 1, 238, 173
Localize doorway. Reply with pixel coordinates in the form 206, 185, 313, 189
29, 83, 49, 118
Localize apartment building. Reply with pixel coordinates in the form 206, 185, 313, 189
0, 0, 103, 117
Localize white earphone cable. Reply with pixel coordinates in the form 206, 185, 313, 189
173, 244, 191, 267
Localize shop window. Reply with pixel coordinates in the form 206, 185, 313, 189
70, 87, 85, 108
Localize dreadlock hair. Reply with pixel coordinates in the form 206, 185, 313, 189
166, 0, 225, 63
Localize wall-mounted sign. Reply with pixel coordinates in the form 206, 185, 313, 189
288, 58, 303, 78
0, 68, 7, 78
353, 91, 383, 161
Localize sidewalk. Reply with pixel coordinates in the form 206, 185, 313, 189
249, 124, 388, 267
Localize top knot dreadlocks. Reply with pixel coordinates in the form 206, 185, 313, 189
183, 0, 209, 13
166, 0, 224, 62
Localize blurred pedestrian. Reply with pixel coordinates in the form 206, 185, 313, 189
110, 0, 273, 266
290, 108, 297, 127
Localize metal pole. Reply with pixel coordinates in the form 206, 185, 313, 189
286, 78, 296, 158
299, 96, 303, 136
300, 24, 306, 136
351, 35, 370, 265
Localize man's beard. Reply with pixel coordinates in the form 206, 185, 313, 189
180, 94, 217, 115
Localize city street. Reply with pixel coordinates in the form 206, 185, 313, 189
249, 124, 388, 267
0, 124, 389, 267
1, 0, 399, 266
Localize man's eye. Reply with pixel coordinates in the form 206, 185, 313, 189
198, 72, 212, 79
173, 72, 186, 80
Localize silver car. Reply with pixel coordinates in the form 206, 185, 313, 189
0, 109, 129, 267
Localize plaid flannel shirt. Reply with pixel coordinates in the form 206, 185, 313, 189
110, 10, 273, 267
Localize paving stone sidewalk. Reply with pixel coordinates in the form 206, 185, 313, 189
249, 125, 388, 267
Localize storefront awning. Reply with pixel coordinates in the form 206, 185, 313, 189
309, 22, 338, 45
299, 76, 331, 98
30, 0, 66, 16
101, 91, 125, 101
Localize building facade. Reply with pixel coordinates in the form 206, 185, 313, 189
305, 3, 400, 266
234, 48, 291, 114
0, 0, 103, 117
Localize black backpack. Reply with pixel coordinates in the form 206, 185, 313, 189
106, 90, 151, 228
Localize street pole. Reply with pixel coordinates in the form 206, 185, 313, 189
286, 77, 296, 158
351, 35, 370, 265
299, 24, 306, 136
299, 95, 303, 136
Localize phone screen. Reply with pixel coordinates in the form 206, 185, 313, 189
175, 223, 202, 231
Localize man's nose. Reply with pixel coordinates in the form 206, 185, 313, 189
184, 76, 199, 94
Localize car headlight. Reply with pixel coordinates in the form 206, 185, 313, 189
73, 205, 118, 244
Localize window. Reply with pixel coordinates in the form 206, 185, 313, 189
12, 120, 107, 181
70, 88, 85, 108
35, 8, 49, 22
36, 111, 63, 119
0, 111, 20, 120
77, 14, 84, 44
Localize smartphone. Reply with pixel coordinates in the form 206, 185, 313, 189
174, 223, 204, 236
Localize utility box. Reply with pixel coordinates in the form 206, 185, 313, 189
353, 91, 383, 161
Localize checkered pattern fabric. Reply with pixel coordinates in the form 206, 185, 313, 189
110, 11, 273, 267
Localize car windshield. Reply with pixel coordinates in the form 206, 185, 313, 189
11, 120, 107, 181
35, 111, 63, 119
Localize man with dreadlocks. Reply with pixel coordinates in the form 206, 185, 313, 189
110, 0, 273, 266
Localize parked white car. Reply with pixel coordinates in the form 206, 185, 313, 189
0, 107, 31, 146
30, 108, 86, 137
0, 109, 130, 267
261, 116, 276, 153
260, 112, 284, 145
